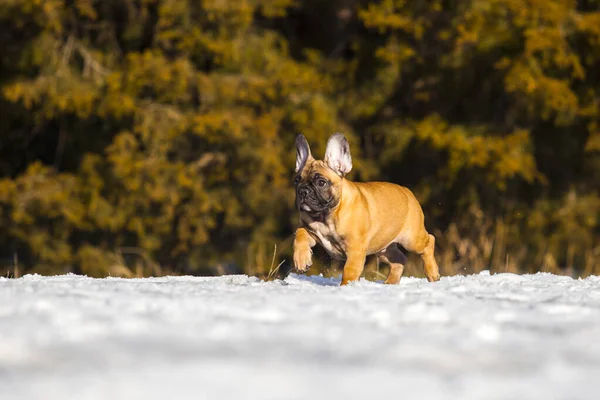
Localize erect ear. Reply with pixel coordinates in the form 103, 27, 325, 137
295, 134, 313, 172
324, 133, 352, 176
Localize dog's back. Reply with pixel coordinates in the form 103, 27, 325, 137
348, 180, 427, 255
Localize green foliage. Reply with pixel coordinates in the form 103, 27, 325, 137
0, 0, 599, 277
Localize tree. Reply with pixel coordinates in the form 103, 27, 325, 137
1, 0, 599, 278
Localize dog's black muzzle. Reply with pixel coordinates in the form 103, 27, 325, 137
296, 184, 333, 214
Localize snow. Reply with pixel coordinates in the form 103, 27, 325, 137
1, 271, 600, 400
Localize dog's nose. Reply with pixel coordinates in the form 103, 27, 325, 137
298, 187, 309, 199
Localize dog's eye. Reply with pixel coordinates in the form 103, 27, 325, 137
317, 179, 328, 187
294, 176, 301, 185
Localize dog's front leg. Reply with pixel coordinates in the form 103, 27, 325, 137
340, 246, 367, 286
293, 227, 316, 272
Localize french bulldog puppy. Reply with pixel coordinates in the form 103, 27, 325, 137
293, 133, 440, 285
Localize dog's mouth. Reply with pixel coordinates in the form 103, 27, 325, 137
296, 185, 336, 215
301, 204, 313, 212
297, 199, 329, 214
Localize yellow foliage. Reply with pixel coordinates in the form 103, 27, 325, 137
0, 0, 598, 276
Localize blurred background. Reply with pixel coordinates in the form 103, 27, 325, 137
0, 0, 599, 280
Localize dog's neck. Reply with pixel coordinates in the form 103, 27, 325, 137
333, 178, 360, 215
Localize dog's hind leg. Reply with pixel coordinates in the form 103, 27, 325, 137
378, 245, 407, 285
415, 233, 440, 282
421, 234, 440, 282
402, 230, 440, 282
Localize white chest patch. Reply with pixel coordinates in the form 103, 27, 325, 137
307, 221, 345, 259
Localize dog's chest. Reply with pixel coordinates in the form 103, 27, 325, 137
306, 221, 346, 259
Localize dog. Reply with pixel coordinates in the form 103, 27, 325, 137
293, 133, 441, 285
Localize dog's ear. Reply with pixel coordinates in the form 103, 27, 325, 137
324, 133, 352, 176
295, 134, 313, 173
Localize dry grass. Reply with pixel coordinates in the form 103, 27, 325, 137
105, 247, 163, 278
266, 244, 285, 281
4, 253, 20, 279
5, 215, 599, 280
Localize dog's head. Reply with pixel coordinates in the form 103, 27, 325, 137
294, 133, 353, 218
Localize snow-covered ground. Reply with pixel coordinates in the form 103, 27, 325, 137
1, 272, 600, 400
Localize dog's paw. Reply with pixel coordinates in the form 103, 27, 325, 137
293, 245, 313, 273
